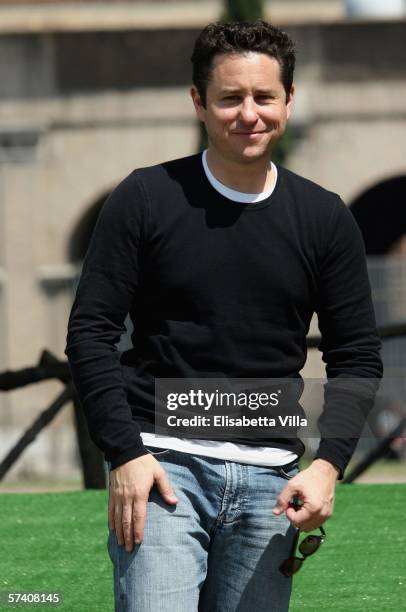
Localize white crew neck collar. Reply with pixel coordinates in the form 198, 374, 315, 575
202, 149, 277, 204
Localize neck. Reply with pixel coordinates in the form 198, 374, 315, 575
206, 147, 274, 193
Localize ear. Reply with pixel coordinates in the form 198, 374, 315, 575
190, 86, 206, 123
286, 84, 294, 120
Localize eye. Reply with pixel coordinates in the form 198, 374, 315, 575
256, 95, 274, 102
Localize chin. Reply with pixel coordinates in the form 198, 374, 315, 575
236, 147, 270, 162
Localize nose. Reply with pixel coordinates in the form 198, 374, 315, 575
239, 97, 258, 124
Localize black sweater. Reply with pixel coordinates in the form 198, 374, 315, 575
65, 154, 383, 478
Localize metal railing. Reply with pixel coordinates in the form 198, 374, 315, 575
1, 322, 405, 488
0, 350, 106, 488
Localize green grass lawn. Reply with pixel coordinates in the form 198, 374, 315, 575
1, 485, 405, 611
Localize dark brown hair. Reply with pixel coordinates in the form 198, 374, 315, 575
191, 21, 296, 106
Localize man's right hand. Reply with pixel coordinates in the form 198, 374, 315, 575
108, 453, 178, 552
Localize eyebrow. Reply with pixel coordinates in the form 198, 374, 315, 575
219, 88, 278, 95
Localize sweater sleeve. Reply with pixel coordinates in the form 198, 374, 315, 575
314, 196, 383, 479
64, 171, 150, 470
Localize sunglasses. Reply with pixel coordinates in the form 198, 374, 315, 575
279, 525, 326, 577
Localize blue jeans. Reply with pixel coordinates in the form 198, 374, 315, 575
107, 449, 299, 612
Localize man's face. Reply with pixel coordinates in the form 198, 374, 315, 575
191, 52, 294, 164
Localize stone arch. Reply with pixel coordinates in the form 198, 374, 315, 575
350, 175, 406, 394
349, 175, 406, 255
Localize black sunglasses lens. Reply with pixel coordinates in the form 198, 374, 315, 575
280, 557, 303, 577
299, 535, 322, 556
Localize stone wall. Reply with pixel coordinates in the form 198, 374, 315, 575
0, 19, 405, 481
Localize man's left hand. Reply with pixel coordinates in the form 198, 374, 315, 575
272, 459, 340, 531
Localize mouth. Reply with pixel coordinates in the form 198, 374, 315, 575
232, 131, 267, 137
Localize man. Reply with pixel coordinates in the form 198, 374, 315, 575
65, 21, 382, 611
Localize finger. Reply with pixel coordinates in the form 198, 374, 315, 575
286, 505, 317, 530
297, 513, 330, 532
108, 488, 115, 530
286, 504, 311, 521
122, 502, 134, 552
272, 483, 294, 515
114, 500, 124, 546
298, 522, 323, 533
155, 470, 178, 504
133, 498, 148, 545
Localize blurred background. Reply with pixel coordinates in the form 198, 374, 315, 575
0, 0, 405, 490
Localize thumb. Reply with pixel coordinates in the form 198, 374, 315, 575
286, 505, 311, 524
154, 470, 178, 504
272, 484, 293, 516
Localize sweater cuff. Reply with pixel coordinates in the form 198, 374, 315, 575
313, 448, 345, 480
314, 436, 361, 480
108, 445, 150, 471
312, 455, 343, 480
